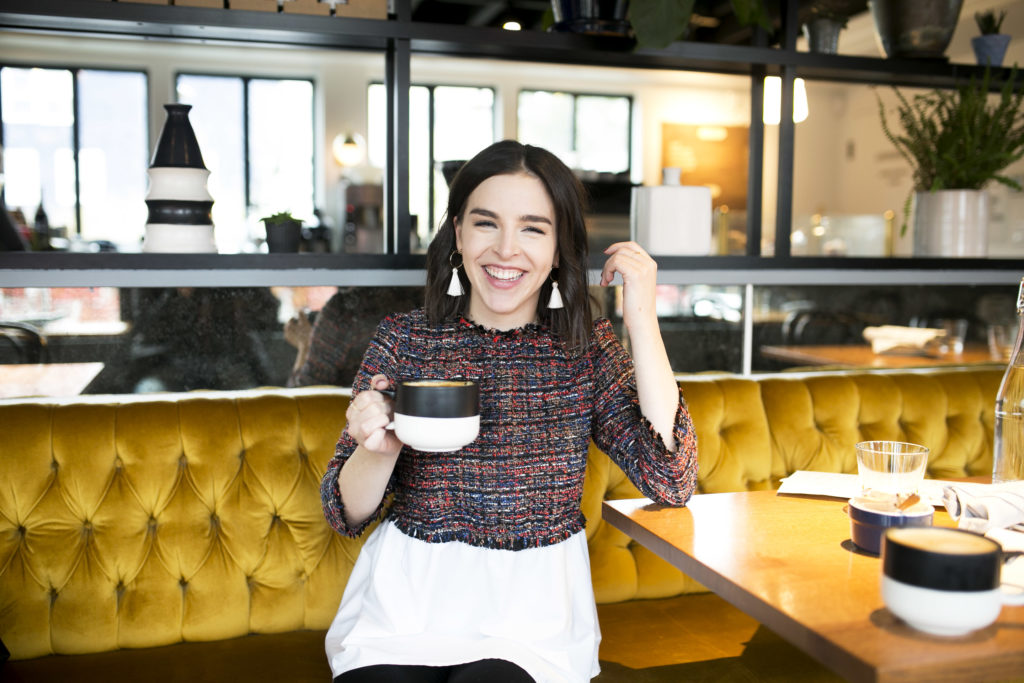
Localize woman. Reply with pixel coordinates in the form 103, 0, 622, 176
321, 140, 698, 682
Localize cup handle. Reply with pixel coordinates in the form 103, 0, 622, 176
999, 582, 1024, 605
371, 388, 395, 430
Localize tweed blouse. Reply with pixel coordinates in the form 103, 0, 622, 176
320, 309, 698, 551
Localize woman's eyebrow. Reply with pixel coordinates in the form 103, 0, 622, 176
468, 207, 552, 225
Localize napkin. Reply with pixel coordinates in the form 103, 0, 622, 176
862, 325, 943, 355
942, 482, 1024, 533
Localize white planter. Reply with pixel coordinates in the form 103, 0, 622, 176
912, 189, 988, 257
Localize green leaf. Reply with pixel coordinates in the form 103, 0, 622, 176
730, 0, 771, 31
630, 0, 696, 49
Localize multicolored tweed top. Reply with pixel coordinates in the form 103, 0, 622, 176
320, 309, 698, 551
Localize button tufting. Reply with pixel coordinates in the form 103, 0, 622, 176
17, 525, 26, 537
179, 578, 188, 589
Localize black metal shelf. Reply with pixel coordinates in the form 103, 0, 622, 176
1, 0, 1017, 88
2, 0, 1022, 288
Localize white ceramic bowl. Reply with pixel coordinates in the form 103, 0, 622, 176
881, 575, 1002, 636
393, 413, 480, 452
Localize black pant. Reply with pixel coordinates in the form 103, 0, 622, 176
334, 659, 535, 682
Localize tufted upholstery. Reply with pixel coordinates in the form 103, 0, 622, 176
0, 366, 1004, 663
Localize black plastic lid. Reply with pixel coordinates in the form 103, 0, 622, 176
395, 379, 478, 418
882, 528, 1001, 592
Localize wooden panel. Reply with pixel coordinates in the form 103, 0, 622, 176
228, 0, 277, 9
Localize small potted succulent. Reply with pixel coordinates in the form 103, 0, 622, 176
972, 9, 1011, 67
261, 211, 303, 253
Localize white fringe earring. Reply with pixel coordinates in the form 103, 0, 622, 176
447, 250, 465, 297
547, 280, 564, 309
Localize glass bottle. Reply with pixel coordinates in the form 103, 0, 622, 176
993, 276, 1024, 483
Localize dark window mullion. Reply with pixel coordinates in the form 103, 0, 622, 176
243, 76, 252, 216
71, 68, 83, 236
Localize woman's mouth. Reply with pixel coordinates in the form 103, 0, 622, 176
483, 266, 525, 284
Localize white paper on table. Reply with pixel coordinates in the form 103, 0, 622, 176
776, 471, 861, 499
776, 470, 969, 507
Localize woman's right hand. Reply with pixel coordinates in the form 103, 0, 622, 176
345, 373, 403, 455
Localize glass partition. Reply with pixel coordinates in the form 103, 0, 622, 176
3, 282, 1015, 400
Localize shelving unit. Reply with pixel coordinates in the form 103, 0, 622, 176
1, 0, 1022, 287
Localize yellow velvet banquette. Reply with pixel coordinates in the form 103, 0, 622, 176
0, 366, 1003, 681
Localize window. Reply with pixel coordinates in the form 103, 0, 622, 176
368, 83, 495, 251
176, 74, 315, 253
0, 66, 148, 247
517, 90, 632, 174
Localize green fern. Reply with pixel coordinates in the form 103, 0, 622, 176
876, 65, 1024, 234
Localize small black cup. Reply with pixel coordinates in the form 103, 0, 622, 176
384, 379, 480, 452
880, 527, 1021, 635
393, 379, 478, 418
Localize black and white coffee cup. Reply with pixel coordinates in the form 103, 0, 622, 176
881, 526, 1024, 635
383, 379, 479, 452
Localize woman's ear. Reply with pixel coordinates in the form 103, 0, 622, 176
454, 216, 463, 251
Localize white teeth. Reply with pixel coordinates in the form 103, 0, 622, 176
484, 266, 523, 281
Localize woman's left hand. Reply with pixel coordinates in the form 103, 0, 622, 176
600, 241, 658, 332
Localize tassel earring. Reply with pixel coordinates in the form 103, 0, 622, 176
447, 250, 465, 297
547, 279, 564, 309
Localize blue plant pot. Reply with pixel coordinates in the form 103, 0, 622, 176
972, 34, 1011, 67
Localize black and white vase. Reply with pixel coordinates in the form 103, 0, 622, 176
143, 104, 216, 253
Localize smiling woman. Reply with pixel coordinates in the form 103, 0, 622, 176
454, 173, 559, 331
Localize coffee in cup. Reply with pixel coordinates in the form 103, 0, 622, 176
881, 526, 1024, 635
385, 379, 479, 452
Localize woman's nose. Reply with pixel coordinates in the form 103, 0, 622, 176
495, 228, 520, 257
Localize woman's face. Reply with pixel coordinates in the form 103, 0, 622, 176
454, 172, 558, 331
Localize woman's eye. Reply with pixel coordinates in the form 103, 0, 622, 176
473, 220, 497, 229
523, 226, 546, 235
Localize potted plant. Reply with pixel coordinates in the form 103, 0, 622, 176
261, 211, 303, 253
876, 66, 1024, 257
972, 9, 1011, 67
800, 0, 861, 54
625, 0, 771, 49
869, 0, 963, 59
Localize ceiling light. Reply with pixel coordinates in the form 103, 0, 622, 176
502, 19, 522, 30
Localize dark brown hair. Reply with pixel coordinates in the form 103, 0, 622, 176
425, 140, 592, 352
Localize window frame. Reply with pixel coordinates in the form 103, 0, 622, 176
516, 88, 634, 175
174, 70, 317, 222
369, 80, 497, 240
0, 62, 150, 237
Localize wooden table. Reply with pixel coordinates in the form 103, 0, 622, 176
760, 343, 1002, 369
603, 491, 1024, 683
0, 362, 104, 399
